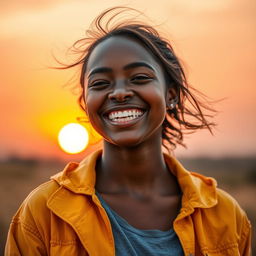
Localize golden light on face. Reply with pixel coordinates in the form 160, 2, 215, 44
58, 123, 89, 154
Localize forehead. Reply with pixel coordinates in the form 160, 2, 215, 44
86, 35, 162, 73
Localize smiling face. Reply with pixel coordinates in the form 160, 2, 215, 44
84, 35, 170, 148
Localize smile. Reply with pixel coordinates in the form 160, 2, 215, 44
107, 108, 144, 124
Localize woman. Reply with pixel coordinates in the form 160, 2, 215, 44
5, 7, 251, 256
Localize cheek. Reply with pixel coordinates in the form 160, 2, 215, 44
145, 87, 167, 124
85, 92, 101, 122
140, 86, 167, 110
85, 91, 108, 136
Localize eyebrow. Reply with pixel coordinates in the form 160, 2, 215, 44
88, 67, 112, 78
123, 62, 155, 72
88, 61, 156, 78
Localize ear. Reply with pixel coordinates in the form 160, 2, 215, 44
166, 88, 178, 108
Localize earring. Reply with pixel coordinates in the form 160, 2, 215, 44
168, 97, 178, 110
168, 102, 175, 110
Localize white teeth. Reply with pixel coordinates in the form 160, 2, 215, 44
108, 109, 144, 122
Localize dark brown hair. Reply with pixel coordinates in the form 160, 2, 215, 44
58, 7, 216, 151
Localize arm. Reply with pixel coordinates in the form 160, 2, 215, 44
4, 183, 53, 256
5, 216, 47, 256
239, 214, 252, 256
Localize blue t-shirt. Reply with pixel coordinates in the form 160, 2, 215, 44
96, 192, 184, 256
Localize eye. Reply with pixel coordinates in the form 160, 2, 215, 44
130, 74, 153, 84
89, 80, 110, 89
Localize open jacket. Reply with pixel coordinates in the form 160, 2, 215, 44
5, 150, 251, 256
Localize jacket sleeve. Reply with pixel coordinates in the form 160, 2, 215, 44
5, 216, 47, 256
239, 213, 252, 256
4, 185, 50, 256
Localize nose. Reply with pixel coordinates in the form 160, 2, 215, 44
108, 81, 134, 102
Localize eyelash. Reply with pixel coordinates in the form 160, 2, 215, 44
130, 75, 153, 83
89, 80, 110, 88
89, 74, 153, 88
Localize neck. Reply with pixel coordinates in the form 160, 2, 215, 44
96, 134, 178, 196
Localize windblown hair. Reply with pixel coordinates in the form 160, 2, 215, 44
58, 7, 216, 151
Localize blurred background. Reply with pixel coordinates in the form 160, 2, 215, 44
0, 0, 255, 253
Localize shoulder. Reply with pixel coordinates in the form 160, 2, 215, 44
214, 188, 248, 219
187, 169, 249, 225
24, 179, 60, 207
215, 188, 251, 230
198, 187, 251, 242
215, 188, 240, 210
7, 179, 62, 250
195, 187, 252, 253
12, 180, 60, 224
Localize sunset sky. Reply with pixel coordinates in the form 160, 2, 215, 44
0, 0, 255, 161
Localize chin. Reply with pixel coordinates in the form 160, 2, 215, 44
105, 135, 144, 148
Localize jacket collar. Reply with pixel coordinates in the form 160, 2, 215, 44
51, 150, 101, 195
51, 149, 218, 210
164, 154, 217, 209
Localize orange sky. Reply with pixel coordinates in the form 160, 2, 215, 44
0, 0, 255, 161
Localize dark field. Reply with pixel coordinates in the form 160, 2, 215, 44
1, 156, 255, 254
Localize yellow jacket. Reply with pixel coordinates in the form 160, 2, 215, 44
5, 150, 251, 256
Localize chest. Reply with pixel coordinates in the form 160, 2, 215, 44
99, 193, 181, 231
47, 191, 244, 256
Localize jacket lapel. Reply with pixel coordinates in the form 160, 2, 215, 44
47, 186, 115, 255
48, 150, 115, 255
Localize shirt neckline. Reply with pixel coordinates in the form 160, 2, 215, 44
96, 191, 175, 238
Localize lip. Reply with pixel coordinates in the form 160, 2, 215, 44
108, 111, 146, 127
101, 105, 148, 127
102, 105, 147, 116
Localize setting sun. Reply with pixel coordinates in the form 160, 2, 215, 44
58, 123, 89, 154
